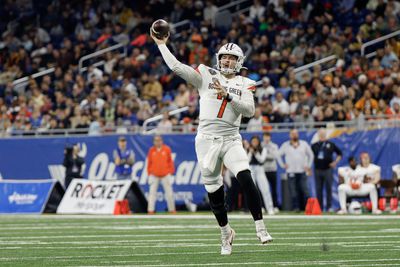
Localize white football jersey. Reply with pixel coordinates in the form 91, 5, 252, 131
157, 44, 256, 137
355, 164, 381, 181
195, 64, 256, 136
338, 166, 360, 184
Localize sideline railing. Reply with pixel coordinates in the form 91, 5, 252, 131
78, 43, 127, 74
293, 55, 337, 74
142, 106, 189, 134
12, 67, 55, 90
1, 116, 399, 138
361, 29, 400, 56
218, 0, 250, 13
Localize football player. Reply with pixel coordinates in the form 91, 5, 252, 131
150, 31, 272, 255
337, 154, 381, 214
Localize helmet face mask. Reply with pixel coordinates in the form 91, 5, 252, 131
216, 43, 245, 75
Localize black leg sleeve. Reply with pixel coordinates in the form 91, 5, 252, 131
208, 185, 228, 227
236, 170, 263, 221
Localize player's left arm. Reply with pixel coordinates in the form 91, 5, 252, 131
305, 142, 314, 171
214, 80, 255, 117
330, 143, 342, 168
372, 165, 381, 184
230, 88, 255, 117
167, 147, 175, 175
255, 147, 268, 163
127, 150, 135, 166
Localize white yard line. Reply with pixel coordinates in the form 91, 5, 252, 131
0, 221, 397, 231
342, 264, 400, 267
1, 240, 400, 249
0, 235, 399, 246
1, 245, 400, 251
0, 229, 394, 240
1, 214, 400, 220
70, 259, 400, 267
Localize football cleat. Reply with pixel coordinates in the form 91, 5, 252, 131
221, 229, 236, 255
257, 229, 273, 245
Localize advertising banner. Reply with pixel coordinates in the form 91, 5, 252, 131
0, 180, 55, 214
57, 179, 132, 214
0, 128, 399, 210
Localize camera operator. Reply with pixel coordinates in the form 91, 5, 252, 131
63, 144, 85, 189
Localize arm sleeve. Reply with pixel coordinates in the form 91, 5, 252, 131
127, 150, 135, 165
167, 147, 175, 174
254, 148, 267, 163
147, 150, 152, 175
311, 143, 317, 155
306, 143, 314, 168
333, 143, 343, 156
247, 151, 252, 162
158, 44, 202, 88
230, 88, 255, 118
276, 144, 286, 168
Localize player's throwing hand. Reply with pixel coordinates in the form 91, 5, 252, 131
149, 29, 170, 45
213, 79, 227, 98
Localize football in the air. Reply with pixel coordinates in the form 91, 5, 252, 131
151, 19, 170, 39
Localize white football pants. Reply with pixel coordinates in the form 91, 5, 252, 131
338, 183, 378, 211
195, 134, 249, 193
250, 165, 274, 214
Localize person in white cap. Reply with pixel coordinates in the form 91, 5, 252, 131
150, 28, 273, 255
255, 76, 275, 104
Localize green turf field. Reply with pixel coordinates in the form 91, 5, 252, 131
0, 214, 400, 267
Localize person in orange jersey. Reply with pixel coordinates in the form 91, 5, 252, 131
147, 135, 176, 214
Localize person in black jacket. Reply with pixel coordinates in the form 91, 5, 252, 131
63, 144, 85, 189
311, 129, 342, 212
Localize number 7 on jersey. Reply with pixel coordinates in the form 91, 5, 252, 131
217, 94, 228, 118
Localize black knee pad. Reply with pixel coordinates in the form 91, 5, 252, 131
208, 185, 228, 226
236, 169, 263, 221
208, 185, 226, 213
236, 170, 254, 189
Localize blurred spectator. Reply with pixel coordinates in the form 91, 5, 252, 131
174, 83, 190, 107
255, 77, 275, 104
246, 107, 263, 132
180, 103, 199, 126
311, 129, 342, 212
188, 34, 209, 66
247, 135, 275, 215
390, 87, 400, 110
113, 136, 135, 180
381, 45, 399, 69
278, 129, 314, 211
249, 0, 265, 21
355, 90, 379, 113
262, 132, 280, 210
142, 75, 163, 102
63, 144, 84, 189
204, 1, 218, 26
337, 154, 382, 214
294, 105, 315, 128
157, 111, 173, 133
0, 0, 399, 135
272, 92, 290, 119
147, 135, 176, 214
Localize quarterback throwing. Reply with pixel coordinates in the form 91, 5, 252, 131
150, 26, 272, 255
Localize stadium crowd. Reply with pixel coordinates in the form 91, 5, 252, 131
1, 0, 400, 135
